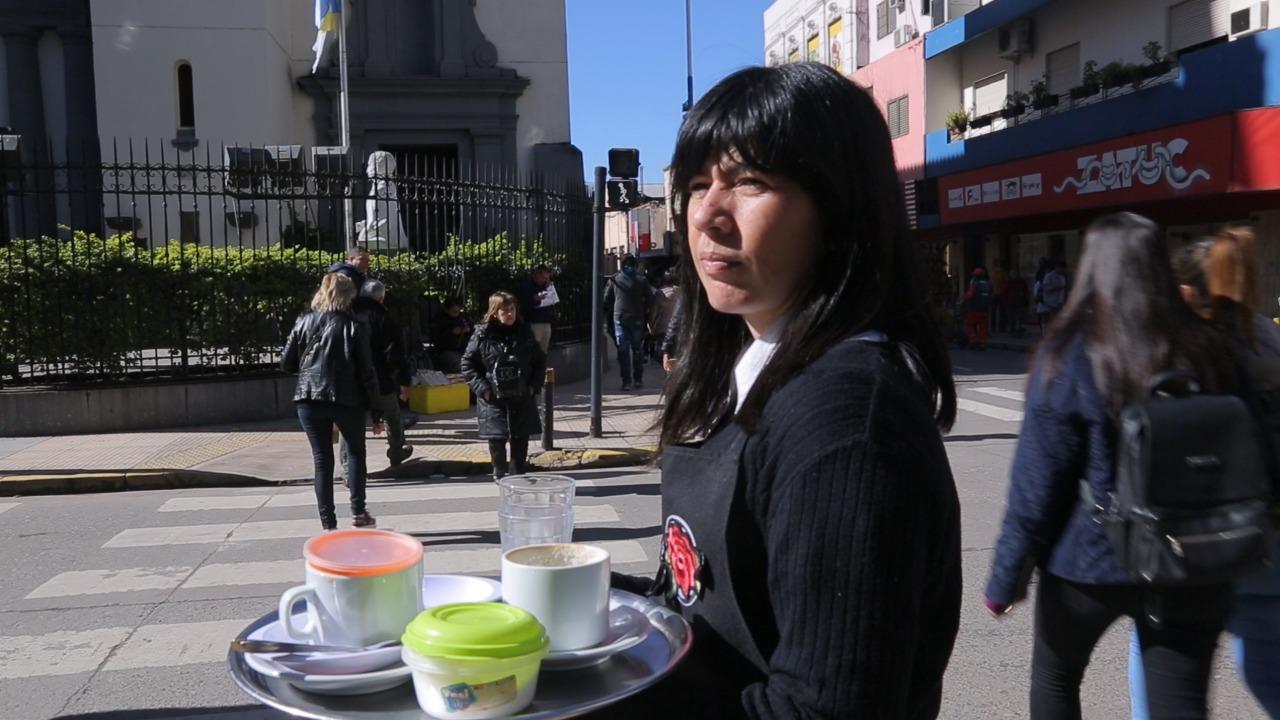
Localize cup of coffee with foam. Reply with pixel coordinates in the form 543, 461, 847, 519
500, 543, 610, 652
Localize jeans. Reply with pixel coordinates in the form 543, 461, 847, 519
487, 437, 529, 476
296, 401, 368, 528
1131, 595, 1280, 719
613, 319, 647, 383
1031, 573, 1227, 720
341, 393, 405, 463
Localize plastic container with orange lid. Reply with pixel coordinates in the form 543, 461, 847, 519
303, 528, 423, 578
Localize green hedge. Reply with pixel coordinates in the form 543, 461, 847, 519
0, 231, 586, 381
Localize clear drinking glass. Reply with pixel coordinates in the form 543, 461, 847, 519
497, 474, 576, 552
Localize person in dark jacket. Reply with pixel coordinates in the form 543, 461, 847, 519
326, 246, 369, 290
281, 272, 382, 530
1129, 227, 1280, 719
963, 266, 992, 350
603, 254, 657, 390
341, 280, 413, 467
462, 291, 547, 480
610, 63, 961, 718
986, 213, 1239, 719
516, 265, 555, 354
661, 296, 682, 373
430, 297, 472, 373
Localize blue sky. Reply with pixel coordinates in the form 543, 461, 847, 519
566, 0, 774, 182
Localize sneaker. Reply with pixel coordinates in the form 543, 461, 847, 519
352, 512, 377, 528
620, 381, 632, 392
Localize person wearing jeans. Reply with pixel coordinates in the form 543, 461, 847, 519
281, 272, 383, 530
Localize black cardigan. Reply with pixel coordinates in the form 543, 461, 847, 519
615, 339, 962, 718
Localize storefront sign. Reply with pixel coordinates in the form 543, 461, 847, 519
938, 115, 1233, 224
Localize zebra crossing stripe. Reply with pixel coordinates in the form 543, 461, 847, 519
956, 398, 1025, 423
103, 505, 623, 549
0, 503, 18, 515
158, 480, 598, 512
970, 386, 1026, 402
101, 619, 251, 671
0, 627, 131, 679
26, 566, 192, 599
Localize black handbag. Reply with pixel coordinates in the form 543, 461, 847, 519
491, 353, 527, 400
1098, 370, 1273, 585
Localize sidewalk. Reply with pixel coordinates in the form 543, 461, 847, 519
0, 378, 661, 496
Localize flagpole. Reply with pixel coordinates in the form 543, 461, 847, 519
338, 0, 353, 247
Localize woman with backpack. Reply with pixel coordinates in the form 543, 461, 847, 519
1128, 227, 1280, 719
462, 291, 546, 480
986, 212, 1240, 719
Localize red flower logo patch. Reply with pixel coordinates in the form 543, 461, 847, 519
660, 514, 703, 607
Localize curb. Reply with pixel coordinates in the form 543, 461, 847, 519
0, 448, 657, 497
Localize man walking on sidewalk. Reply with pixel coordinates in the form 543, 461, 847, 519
344, 280, 413, 467
604, 255, 657, 391
517, 265, 556, 354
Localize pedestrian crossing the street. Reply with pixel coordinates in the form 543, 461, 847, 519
0, 476, 656, 697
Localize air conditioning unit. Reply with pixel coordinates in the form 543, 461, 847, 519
894, 24, 917, 47
1231, 2, 1269, 38
998, 18, 1034, 60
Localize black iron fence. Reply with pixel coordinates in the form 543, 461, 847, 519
0, 140, 591, 386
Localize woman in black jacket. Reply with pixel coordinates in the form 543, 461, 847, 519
612, 63, 961, 718
281, 272, 382, 530
461, 291, 546, 480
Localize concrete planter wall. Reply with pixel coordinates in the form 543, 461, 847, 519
1, 341, 594, 437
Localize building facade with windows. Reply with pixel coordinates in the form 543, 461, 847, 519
0, 0, 579, 245
920, 0, 1280, 304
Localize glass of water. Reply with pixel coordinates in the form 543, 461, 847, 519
497, 474, 576, 552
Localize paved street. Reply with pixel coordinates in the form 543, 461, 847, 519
0, 349, 1267, 719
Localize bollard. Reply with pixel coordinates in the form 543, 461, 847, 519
542, 367, 556, 451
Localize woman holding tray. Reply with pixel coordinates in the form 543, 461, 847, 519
613, 62, 962, 718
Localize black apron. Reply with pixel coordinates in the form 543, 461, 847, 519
639, 419, 771, 714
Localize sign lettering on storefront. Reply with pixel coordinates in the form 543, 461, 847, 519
938, 115, 1232, 225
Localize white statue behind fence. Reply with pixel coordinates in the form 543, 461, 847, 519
356, 150, 409, 252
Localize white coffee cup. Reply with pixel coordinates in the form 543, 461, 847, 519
501, 543, 610, 652
279, 529, 424, 647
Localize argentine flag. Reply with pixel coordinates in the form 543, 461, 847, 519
312, 0, 342, 73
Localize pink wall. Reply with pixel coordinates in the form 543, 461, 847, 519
851, 38, 925, 181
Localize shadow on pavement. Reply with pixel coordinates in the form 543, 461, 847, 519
577, 483, 661, 498
408, 525, 663, 547
944, 433, 1021, 443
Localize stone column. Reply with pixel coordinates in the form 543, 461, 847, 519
0, 24, 55, 239
59, 26, 101, 236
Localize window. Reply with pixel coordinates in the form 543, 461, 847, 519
807, 35, 821, 61
179, 210, 199, 244
176, 62, 195, 130
876, 1, 897, 39
972, 73, 1008, 117
788, 47, 800, 63
887, 95, 910, 138
1045, 44, 1080, 96
828, 18, 845, 72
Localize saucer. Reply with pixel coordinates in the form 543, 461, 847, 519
423, 574, 501, 607
541, 604, 652, 671
244, 612, 403, 676
243, 650, 411, 696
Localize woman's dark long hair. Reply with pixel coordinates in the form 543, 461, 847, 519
1041, 212, 1235, 414
659, 63, 956, 449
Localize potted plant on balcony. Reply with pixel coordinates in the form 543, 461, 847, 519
946, 109, 969, 141
969, 112, 994, 129
1138, 41, 1174, 81
1030, 76, 1058, 111
1100, 60, 1135, 90
1000, 91, 1029, 119
1070, 60, 1101, 100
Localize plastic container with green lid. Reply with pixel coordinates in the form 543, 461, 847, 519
401, 603, 549, 719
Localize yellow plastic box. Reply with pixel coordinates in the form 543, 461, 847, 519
408, 382, 471, 414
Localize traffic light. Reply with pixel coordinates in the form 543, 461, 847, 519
606, 179, 638, 210
608, 148, 640, 180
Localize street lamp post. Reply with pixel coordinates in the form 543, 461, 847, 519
682, 0, 693, 113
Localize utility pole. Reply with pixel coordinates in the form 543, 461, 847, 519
683, 0, 694, 113
589, 166, 606, 438
338, 0, 353, 247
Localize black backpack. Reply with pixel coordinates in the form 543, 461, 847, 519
1097, 371, 1273, 585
